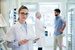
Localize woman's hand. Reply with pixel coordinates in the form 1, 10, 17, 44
18, 39, 28, 45
34, 38, 40, 42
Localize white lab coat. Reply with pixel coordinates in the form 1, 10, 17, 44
35, 19, 45, 47
5, 22, 36, 50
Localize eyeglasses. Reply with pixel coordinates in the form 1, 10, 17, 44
20, 12, 29, 16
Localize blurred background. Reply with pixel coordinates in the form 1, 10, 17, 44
0, 0, 75, 50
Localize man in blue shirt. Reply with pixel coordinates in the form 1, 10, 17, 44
54, 9, 66, 50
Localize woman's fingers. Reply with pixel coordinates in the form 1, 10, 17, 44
23, 39, 28, 43
18, 39, 28, 45
18, 41, 23, 45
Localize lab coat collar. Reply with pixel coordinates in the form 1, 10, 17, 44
16, 21, 28, 33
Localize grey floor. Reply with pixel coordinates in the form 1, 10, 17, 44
33, 36, 66, 50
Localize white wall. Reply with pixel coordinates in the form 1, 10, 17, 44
6, 0, 75, 19
1, 0, 7, 22
19, 0, 67, 19
68, 0, 75, 3
0, 0, 75, 24
7, 0, 17, 10
0, 0, 8, 32
0, 0, 1, 13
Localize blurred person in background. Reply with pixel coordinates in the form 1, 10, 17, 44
54, 9, 66, 50
35, 12, 46, 50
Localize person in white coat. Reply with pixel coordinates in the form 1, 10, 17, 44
5, 5, 39, 50
35, 12, 46, 50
